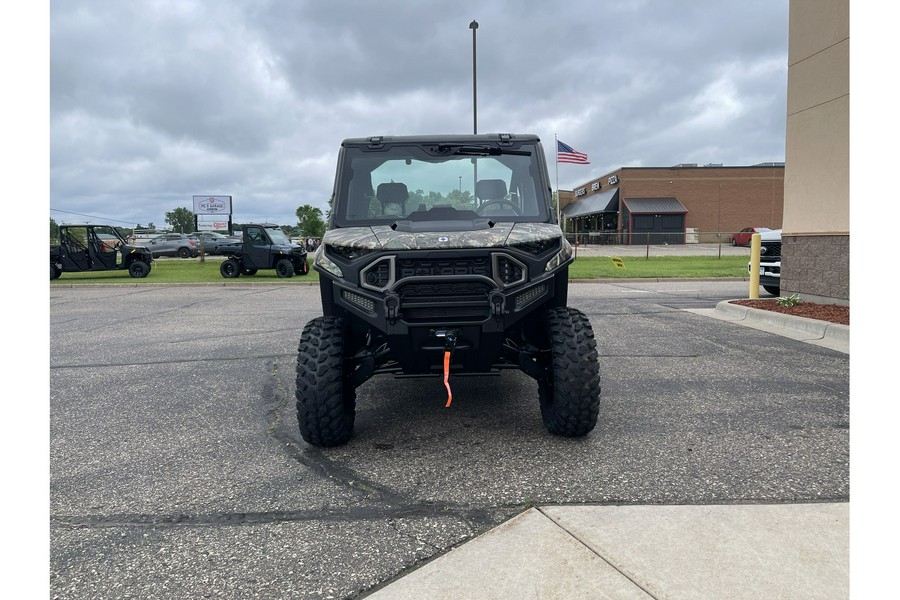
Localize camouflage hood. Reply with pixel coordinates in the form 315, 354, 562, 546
323, 223, 562, 251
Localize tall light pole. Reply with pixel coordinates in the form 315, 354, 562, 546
469, 20, 478, 134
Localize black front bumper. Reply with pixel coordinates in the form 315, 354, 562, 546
318, 254, 567, 375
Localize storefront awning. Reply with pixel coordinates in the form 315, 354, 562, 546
622, 197, 687, 214
561, 188, 619, 219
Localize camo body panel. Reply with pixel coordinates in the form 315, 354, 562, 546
323, 222, 562, 251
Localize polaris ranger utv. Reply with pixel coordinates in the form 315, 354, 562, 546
50, 224, 153, 279
218, 224, 309, 278
296, 134, 601, 446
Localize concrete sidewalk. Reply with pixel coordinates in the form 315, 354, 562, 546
366, 503, 849, 599
367, 305, 850, 599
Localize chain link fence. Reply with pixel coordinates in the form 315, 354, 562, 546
564, 231, 754, 258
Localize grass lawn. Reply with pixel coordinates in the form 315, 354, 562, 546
50, 255, 747, 284
569, 255, 748, 279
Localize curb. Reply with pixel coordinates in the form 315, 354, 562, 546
715, 300, 849, 344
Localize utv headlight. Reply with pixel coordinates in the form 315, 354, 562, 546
545, 238, 574, 272
314, 245, 343, 277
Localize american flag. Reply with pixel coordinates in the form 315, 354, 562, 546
557, 140, 590, 164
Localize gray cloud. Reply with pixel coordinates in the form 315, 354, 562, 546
50, 0, 788, 228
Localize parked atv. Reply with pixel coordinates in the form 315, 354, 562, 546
296, 133, 601, 446
218, 224, 310, 278
50, 224, 153, 279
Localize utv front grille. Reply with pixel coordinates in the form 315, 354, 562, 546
395, 279, 493, 323
398, 281, 491, 302
396, 257, 490, 278
402, 306, 490, 322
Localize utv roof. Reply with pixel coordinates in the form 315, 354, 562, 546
341, 133, 541, 146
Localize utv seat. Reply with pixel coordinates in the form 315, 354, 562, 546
376, 182, 408, 216
475, 179, 508, 202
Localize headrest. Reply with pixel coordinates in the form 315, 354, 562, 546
476, 179, 508, 200
376, 182, 409, 205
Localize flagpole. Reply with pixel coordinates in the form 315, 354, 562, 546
554, 133, 560, 225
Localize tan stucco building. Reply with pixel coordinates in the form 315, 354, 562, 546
781, 0, 849, 304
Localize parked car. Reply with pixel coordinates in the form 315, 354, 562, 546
731, 227, 771, 247
147, 233, 200, 258
188, 232, 241, 255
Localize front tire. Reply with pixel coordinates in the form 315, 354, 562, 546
242, 267, 258, 276
220, 258, 241, 278
296, 259, 310, 276
538, 307, 601, 437
763, 285, 780, 296
128, 260, 150, 278
276, 258, 295, 278
295, 316, 356, 447
50, 264, 61, 280
178, 247, 191, 258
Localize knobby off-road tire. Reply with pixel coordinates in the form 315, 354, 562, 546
763, 285, 780, 296
242, 267, 258, 276
50, 264, 61, 280
538, 307, 601, 437
220, 258, 241, 278
276, 258, 295, 278
295, 316, 356, 447
296, 259, 310, 276
128, 260, 150, 278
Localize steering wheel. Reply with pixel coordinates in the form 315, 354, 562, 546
475, 199, 521, 216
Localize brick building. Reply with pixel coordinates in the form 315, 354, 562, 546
561, 164, 784, 244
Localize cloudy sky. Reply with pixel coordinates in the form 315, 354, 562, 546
48, 0, 789, 230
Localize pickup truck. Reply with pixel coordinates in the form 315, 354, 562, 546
749, 228, 781, 296
218, 224, 309, 278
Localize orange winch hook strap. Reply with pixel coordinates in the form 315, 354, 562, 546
443, 350, 453, 408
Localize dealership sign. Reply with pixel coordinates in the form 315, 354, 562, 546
193, 195, 232, 215
197, 221, 230, 231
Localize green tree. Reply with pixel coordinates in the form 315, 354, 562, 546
50, 217, 59, 241
165, 207, 195, 233
295, 204, 326, 237
446, 188, 475, 209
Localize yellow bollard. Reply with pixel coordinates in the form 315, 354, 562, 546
748, 233, 761, 298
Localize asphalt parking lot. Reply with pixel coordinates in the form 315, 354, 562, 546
49, 281, 849, 599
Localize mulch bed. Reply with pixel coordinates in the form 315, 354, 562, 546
730, 299, 849, 325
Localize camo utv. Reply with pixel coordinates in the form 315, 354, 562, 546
296, 134, 601, 446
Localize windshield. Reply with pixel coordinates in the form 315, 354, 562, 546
267, 228, 291, 244
333, 142, 550, 227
